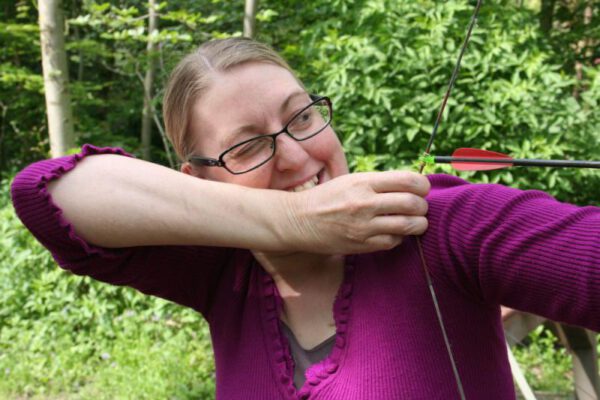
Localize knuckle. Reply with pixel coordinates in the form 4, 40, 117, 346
407, 195, 422, 212
407, 172, 431, 194
345, 199, 362, 215
414, 196, 428, 215
412, 172, 431, 190
396, 215, 411, 230
391, 170, 412, 184
346, 198, 371, 216
382, 235, 402, 250
422, 177, 432, 194
420, 217, 429, 232
354, 171, 372, 184
345, 225, 368, 243
421, 199, 429, 215
412, 217, 429, 234
401, 194, 428, 216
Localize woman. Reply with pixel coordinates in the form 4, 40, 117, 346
11, 38, 600, 399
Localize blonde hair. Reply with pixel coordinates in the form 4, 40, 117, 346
163, 37, 297, 162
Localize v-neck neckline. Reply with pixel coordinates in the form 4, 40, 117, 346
257, 255, 356, 400
280, 320, 336, 353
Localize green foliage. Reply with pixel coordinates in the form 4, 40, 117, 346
0, 180, 215, 399
0, 0, 244, 168
2, 0, 598, 205
0, 17, 49, 170
1, 0, 599, 397
512, 326, 573, 394
271, 0, 600, 204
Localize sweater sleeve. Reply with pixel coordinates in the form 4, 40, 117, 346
10, 144, 232, 318
422, 174, 600, 330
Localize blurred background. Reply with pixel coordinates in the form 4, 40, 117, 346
0, 0, 598, 398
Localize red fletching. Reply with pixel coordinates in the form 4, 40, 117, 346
451, 148, 514, 171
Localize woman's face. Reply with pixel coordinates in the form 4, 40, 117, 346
184, 62, 348, 190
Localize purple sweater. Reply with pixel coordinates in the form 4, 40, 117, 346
11, 145, 600, 399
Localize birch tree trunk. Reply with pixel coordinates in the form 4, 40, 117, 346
243, 0, 258, 38
141, 0, 158, 161
39, 0, 75, 158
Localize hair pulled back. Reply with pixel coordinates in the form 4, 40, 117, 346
163, 38, 295, 162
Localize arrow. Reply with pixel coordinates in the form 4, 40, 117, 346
422, 148, 600, 171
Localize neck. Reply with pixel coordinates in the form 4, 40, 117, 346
252, 250, 345, 297
252, 250, 345, 349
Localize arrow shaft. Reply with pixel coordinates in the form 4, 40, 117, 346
435, 156, 600, 169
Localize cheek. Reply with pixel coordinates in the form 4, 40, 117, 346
308, 131, 348, 170
231, 174, 272, 188
219, 169, 273, 189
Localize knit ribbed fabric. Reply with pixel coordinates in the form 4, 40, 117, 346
11, 145, 600, 399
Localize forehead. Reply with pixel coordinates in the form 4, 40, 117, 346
207, 61, 302, 105
189, 62, 305, 150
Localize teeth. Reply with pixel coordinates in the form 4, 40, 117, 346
290, 175, 319, 192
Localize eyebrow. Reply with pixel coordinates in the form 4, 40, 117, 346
220, 91, 309, 148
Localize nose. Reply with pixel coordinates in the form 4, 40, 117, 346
273, 133, 311, 171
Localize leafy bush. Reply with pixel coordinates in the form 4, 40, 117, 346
1, 0, 599, 397
269, 0, 600, 205
512, 326, 573, 394
0, 179, 215, 399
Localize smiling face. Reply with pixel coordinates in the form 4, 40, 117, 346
183, 62, 348, 190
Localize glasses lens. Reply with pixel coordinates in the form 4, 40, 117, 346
287, 99, 331, 140
222, 136, 274, 173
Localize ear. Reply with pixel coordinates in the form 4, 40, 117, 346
181, 162, 206, 179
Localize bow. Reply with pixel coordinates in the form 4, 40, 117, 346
415, 2, 599, 399
415, 1, 484, 398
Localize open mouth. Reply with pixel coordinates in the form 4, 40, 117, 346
288, 170, 322, 192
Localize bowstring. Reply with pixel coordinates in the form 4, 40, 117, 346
416, 1, 484, 399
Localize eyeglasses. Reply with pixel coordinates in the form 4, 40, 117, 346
188, 94, 332, 175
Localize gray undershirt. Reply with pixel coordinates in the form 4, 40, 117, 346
280, 322, 336, 389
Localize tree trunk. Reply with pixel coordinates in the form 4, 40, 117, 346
573, 1, 594, 99
39, 0, 75, 158
243, 0, 258, 38
539, 0, 556, 35
141, 0, 158, 161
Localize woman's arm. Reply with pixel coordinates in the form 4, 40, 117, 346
36, 149, 430, 255
423, 174, 600, 330
10, 145, 232, 316
47, 152, 291, 250
11, 144, 430, 315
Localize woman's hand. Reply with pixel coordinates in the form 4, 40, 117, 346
281, 171, 430, 254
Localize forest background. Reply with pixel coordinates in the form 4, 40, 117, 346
1, 0, 599, 398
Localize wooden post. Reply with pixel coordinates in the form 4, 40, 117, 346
503, 309, 600, 399
502, 308, 546, 345
554, 323, 599, 400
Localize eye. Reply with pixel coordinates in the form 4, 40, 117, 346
228, 137, 272, 159
289, 109, 313, 130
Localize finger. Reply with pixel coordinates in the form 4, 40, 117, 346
368, 171, 431, 196
364, 234, 404, 252
371, 215, 429, 236
374, 193, 429, 216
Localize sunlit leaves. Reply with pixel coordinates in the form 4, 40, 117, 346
283, 0, 599, 204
